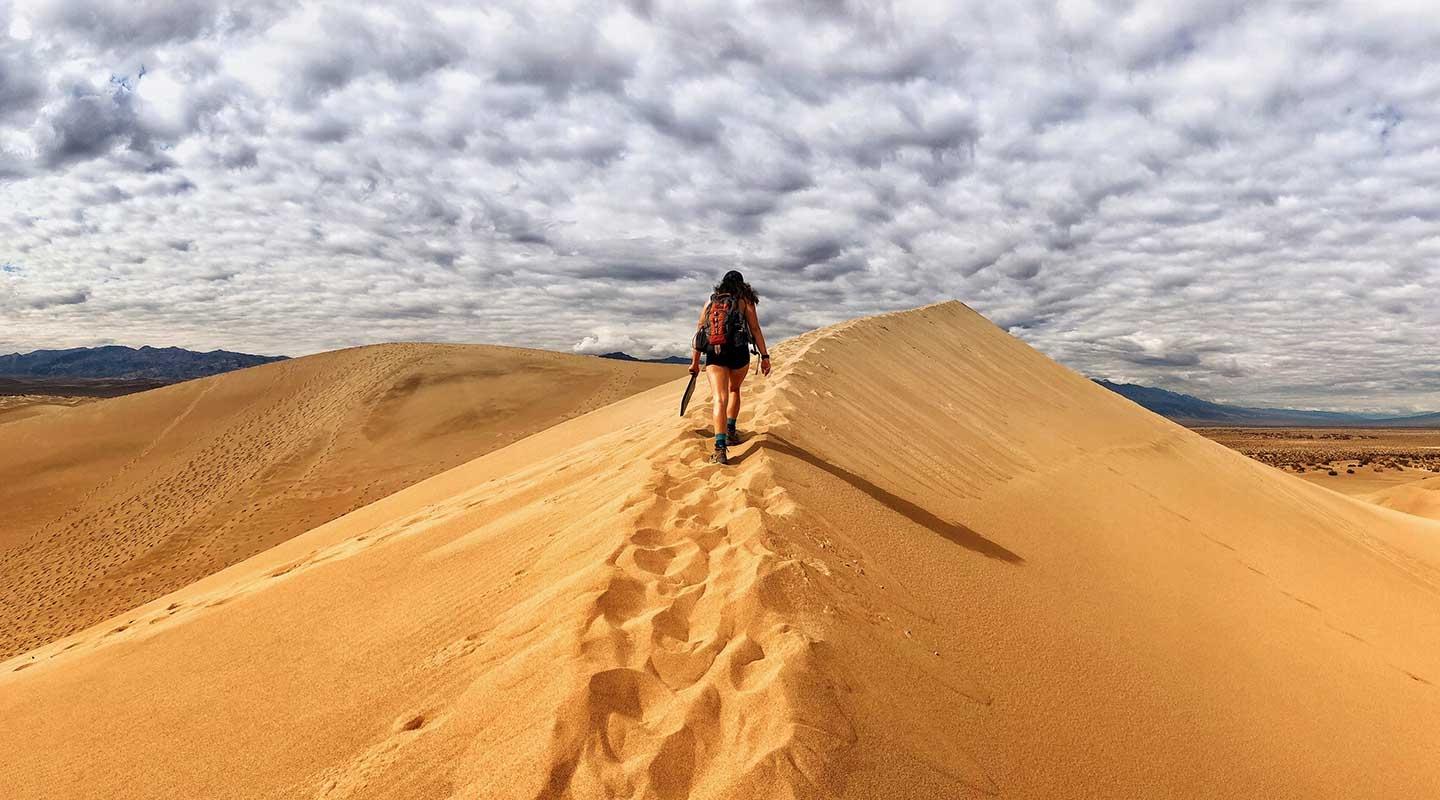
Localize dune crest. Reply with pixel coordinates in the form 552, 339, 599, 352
0, 344, 678, 660
3, 303, 1439, 799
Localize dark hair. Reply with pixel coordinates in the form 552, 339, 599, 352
715, 270, 758, 304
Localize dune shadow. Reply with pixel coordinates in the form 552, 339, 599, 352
735, 434, 1024, 564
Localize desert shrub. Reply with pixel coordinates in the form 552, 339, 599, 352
1346, 468, 1355, 474
1328, 470, 1338, 476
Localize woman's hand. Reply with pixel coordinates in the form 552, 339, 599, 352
760, 354, 772, 376
689, 352, 702, 375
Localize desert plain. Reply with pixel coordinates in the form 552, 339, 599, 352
1199, 427, 1440, 519
1, 302, 1438, 799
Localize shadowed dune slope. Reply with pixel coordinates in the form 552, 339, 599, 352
2, 302, 1439, 799
0, 344, 680, 660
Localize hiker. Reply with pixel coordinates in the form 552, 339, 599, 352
689, 270, 770, 465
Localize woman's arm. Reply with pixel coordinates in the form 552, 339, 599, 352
689, 302, 708, 374
744, 300, 771, 375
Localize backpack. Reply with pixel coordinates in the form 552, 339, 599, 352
700, 292, 749, 352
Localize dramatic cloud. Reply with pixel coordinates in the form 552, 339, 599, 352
2, 0, 1440, 412
0, 39, 43, 123
23, 287, 88, 308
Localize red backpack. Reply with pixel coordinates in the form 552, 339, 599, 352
700, 292, 749, 352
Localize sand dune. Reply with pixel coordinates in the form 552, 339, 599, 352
1366, 476, 1440, 521
0, 344, 679, 660
3, 303, 1439, 798
0, 394, 98, 424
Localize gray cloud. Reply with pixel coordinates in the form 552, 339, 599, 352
284, 8, 462, 104
487, 11, 632, 96
2, 1, 1440, 412
298, 113, 355, 143
21, 287, 90, 309
34, 75, 172, 168
0, 40, 43, 125
33, 0, 229, 48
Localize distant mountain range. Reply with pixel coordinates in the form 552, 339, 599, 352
596, 352, 691, 365
1096, 379, 1440, 428
0, 346, 287, 382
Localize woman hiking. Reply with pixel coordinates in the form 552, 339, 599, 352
689, 270, 770, 465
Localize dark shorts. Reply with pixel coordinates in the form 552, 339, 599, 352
704, 345, 751, 370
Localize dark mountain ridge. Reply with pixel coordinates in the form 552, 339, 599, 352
0, 345, 287, 382
596, 351, 691, 365
1096, 379, 1440, 428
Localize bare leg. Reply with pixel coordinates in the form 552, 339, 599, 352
727, 364, 750, 424
706, 365, 731, 441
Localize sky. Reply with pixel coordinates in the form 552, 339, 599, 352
1, 0, 1438, 413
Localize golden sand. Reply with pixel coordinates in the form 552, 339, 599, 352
0, 344, 678, 660
2, 304, 1437, 798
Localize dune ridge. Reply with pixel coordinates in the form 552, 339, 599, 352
0, 344, 678, 660
2, 302, 1439, 799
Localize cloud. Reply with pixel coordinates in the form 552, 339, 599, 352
298, 113, 355, 143
484, 8, 634, 96
22, 288, 90, 309
35, 76, 171, 168
265, 5, 464, 106
2, 1, 1440, 412
572, 327, 673, 359
31, 0, 230, 48
0, 38, 44, 126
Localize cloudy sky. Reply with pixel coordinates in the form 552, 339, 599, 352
2, 0, 1438, 412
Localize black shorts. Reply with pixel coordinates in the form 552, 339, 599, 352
703, 345, 751, 370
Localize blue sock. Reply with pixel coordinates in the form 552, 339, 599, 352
726, 417, 737, 434
715, 433, 727, 448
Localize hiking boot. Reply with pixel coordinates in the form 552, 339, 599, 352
726, 429, 743, 445
710, 446, 729, 465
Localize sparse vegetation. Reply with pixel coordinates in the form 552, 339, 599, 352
1196, 428, 1440, 475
